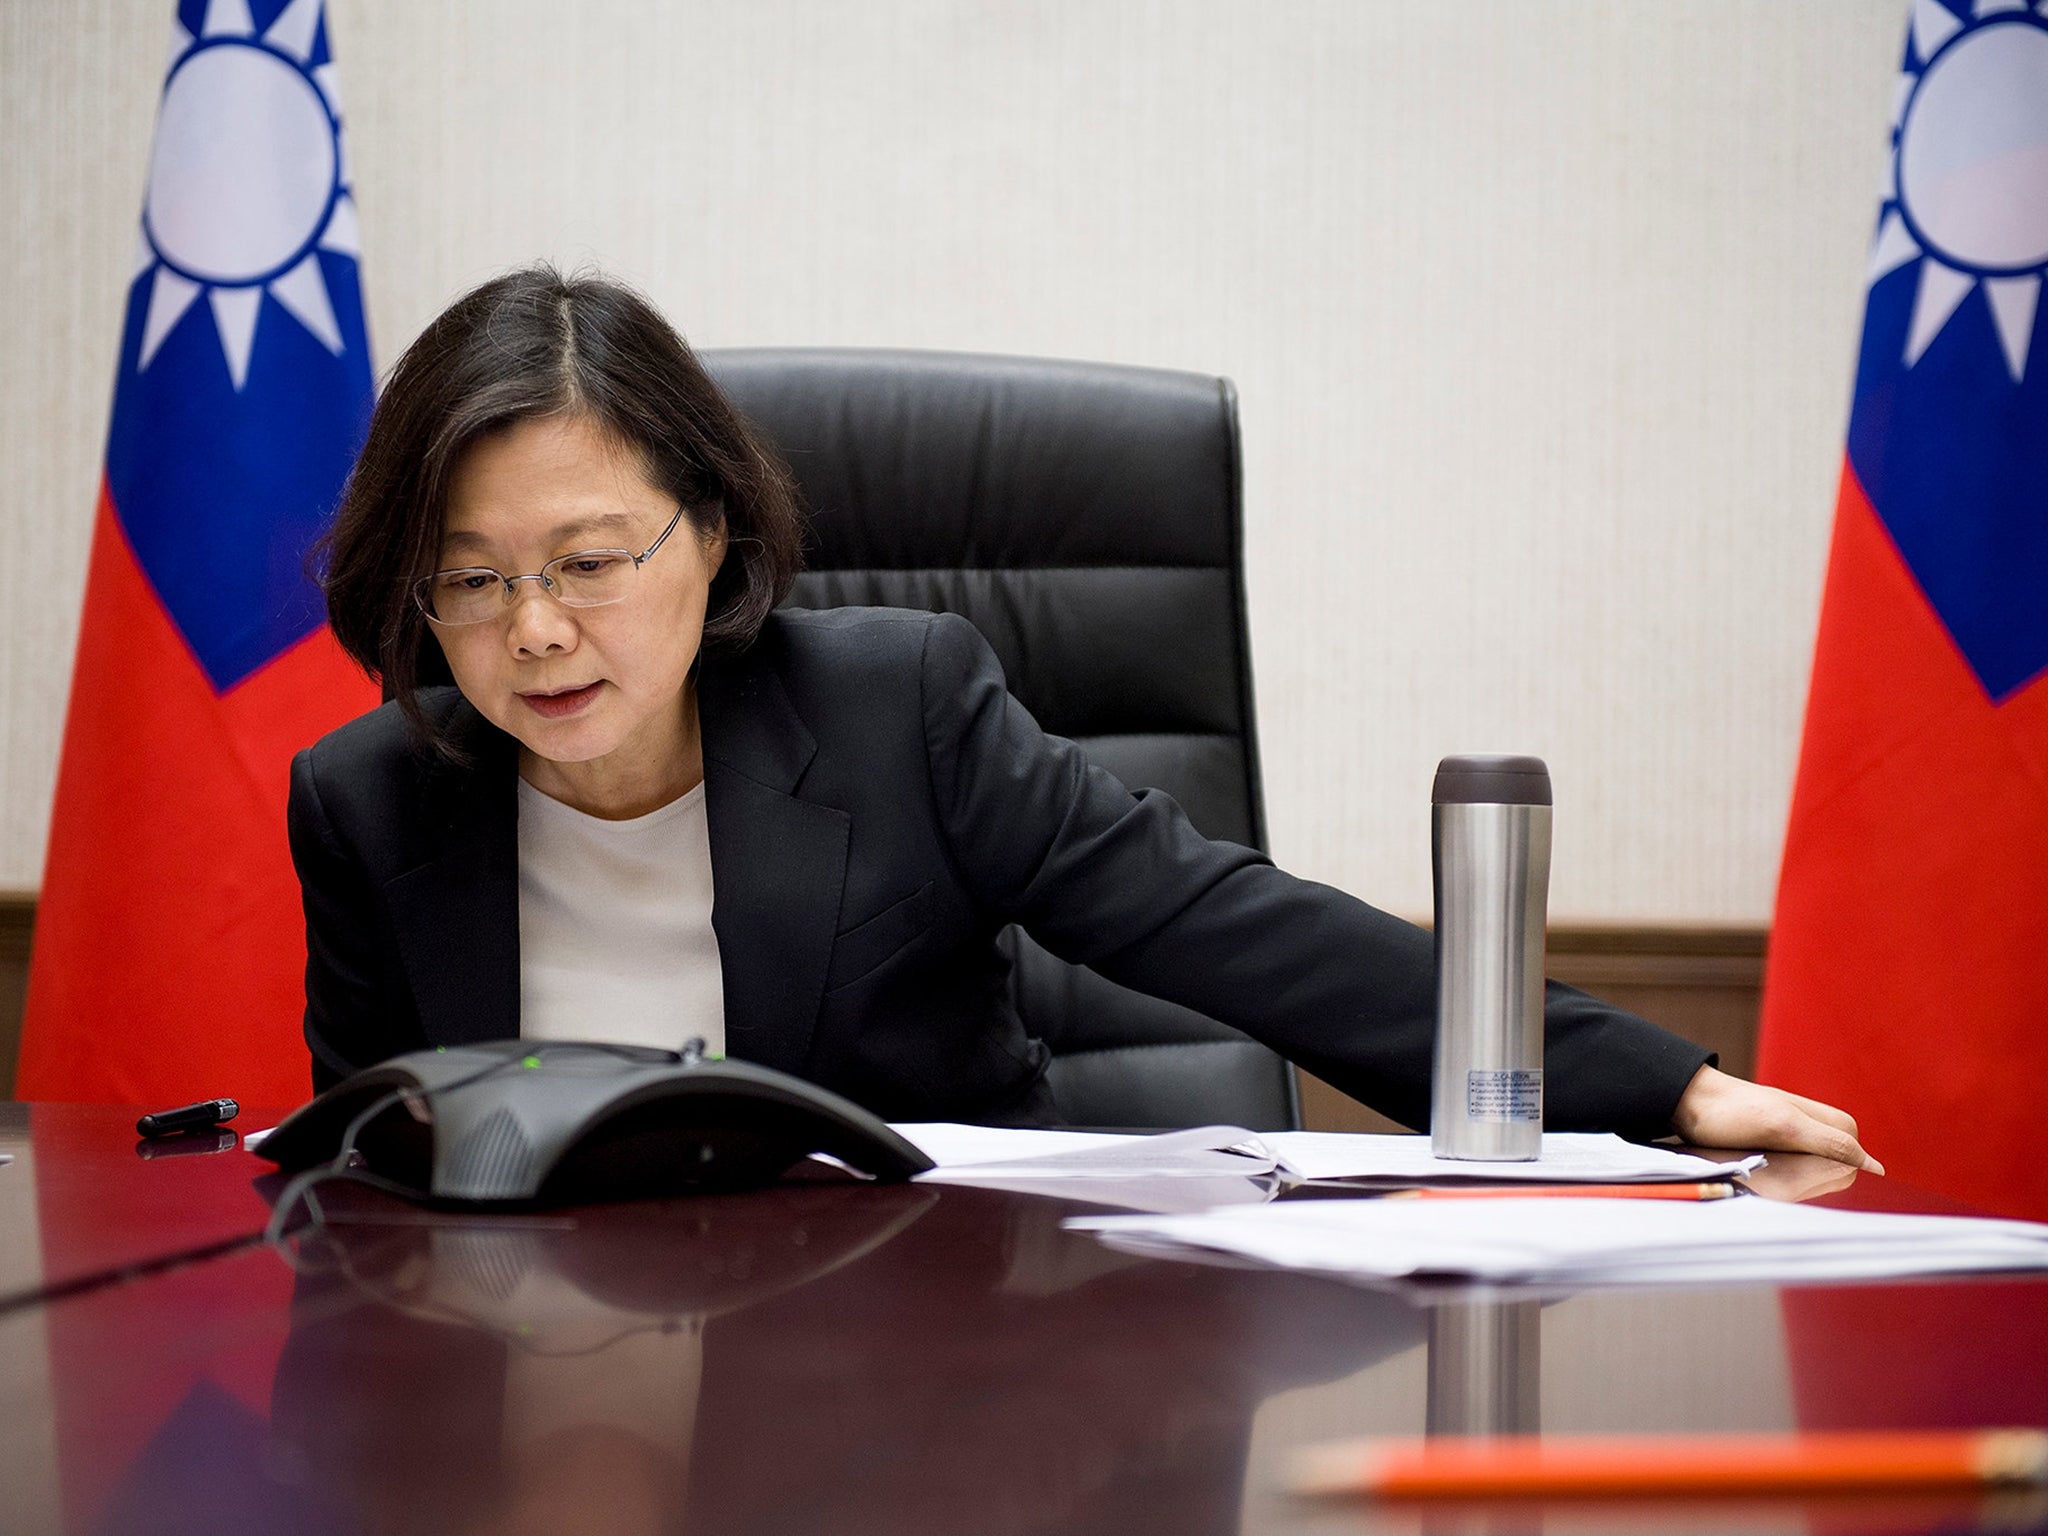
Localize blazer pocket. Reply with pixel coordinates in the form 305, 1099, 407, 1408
825, 881, 935, 993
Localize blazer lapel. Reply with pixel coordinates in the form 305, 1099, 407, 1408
385, 708, 522, 1050
699, 650, 850, 1078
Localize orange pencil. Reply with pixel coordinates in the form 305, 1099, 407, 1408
1384, 1181, 1740, 1202
1289, 1430, 2048, 1500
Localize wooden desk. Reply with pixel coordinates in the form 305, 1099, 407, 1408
0, 1103, 283, 1309
1, 1105, 2044, 1535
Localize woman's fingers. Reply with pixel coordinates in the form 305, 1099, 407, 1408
1777, 1105, 1882, 1175
1781, 1088, 1861, 1140
1672, 1066, 1884, 1174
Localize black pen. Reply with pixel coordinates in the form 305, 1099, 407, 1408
136, 1098, 239, 1138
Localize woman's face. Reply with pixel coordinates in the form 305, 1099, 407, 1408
432, 413, 725, 809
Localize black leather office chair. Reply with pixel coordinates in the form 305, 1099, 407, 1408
702, 349, 1302, 1131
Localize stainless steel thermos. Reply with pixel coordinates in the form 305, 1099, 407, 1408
1430, 754, 1552, 1161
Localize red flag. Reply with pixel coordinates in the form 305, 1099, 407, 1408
19, 0, 376, 1106
1758, 1, 2048, 1220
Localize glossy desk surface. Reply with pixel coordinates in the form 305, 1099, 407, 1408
2, 1105, 2045, 1536
0, 1103, 283, 1307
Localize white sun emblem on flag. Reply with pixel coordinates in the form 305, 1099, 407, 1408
132, 0, 358, 391
1868, 0, 2048, 382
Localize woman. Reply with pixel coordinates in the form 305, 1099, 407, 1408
294, 264, 1875, 1168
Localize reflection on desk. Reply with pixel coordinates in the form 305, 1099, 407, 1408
0, 1105, 2045, 1535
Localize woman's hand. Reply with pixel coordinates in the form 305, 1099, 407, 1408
1670, 1065, 1883, 1174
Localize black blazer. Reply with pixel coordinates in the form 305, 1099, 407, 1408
288, 607, 1710, 1129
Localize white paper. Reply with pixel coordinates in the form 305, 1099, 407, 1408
894, 1123, 1280, 1180
893, 1123, 1155, 1169
890, 1126, 1760, 1198
1260, 1131, 1762, 1184
1068, 1196, 2048, 1290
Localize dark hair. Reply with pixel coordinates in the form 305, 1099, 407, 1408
320, 263, 804, 753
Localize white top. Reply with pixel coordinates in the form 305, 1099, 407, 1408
516, 777, 726, 1057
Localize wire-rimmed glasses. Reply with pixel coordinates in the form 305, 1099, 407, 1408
412, 504, 688, 626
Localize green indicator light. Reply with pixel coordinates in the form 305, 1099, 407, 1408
522, 1055, 542, 1069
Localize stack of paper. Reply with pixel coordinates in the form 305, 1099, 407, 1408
887, 1125, 1763, 1216
894, 1125, 1760, 1186
1066, 1196, 2048, 1290
1261, 1132, 1762, 1185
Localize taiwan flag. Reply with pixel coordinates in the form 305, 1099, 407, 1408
18, 0, 377, 1107
1758, 0, 2048, 1221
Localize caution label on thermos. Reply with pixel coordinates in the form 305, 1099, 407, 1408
1466, 1069, 1542, 1122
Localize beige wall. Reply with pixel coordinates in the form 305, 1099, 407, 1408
0, 0, 1901, 923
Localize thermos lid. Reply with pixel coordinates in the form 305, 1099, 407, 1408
1432, 754, 1552, 806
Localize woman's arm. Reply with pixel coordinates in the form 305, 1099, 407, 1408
287, 746, 404, 1094
916, 611, 1869, 1163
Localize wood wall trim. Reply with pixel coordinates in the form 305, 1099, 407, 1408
0, 891, 33, 959
1546, 924, 1765, 991
0, 891, 33, 1099
1547, 925, 1766, 959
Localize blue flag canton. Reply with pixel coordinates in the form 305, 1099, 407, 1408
107, 0, 373, 694
1847, 4, 2048, 703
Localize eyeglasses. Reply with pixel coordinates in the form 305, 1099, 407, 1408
412, 504, 689, 627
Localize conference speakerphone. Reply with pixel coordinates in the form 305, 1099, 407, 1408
255, 1040, 936, 1206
